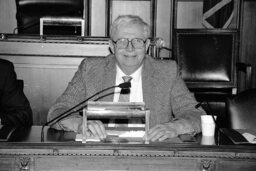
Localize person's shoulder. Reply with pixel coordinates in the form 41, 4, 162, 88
147, 56, 178, 71
0, 59, 14, 71
80, 55, 112, 66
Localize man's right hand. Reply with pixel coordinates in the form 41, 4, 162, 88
60, 118, 107, 140
85, 120, 107, 140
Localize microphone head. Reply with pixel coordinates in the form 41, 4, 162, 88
118, 82, 131, 89
195, 102, 202, 109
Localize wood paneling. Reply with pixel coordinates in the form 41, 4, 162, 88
0, 0, 16, 34
106, 0, 156, 37
156, 0, 172, 57
0, 37, 110, 125
176, 1, 204, 28
0, 39, 110, 57
1, 56, 82, 125
241, 0, 256, 88
90, 0, 106, 36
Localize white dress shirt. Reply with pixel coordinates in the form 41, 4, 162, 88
109, 65, 144, 128
113, 65, 143, 102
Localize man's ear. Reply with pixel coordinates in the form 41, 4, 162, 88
109, 40, 115, 54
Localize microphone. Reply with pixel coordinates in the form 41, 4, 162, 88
40, 82, 131, 142
195, 102, 202, 109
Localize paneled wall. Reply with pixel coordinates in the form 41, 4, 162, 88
241, 0, 256, 88
0, 38, 110, 125
0, 0, 16, 33
3, 56, 82, 125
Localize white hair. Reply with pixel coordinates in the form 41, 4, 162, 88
110, 15, 151, 39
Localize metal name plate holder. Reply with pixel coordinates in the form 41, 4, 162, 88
82, 101, 150, 144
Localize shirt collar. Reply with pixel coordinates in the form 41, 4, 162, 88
116, 64, 142, 81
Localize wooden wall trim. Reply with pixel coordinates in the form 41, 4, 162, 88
0, 35, 110, 57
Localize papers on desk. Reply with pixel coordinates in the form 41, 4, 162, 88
75, 130, 145, 143
242, 133, 256, 144
222, 128, 256, 145
75, 134, 100, 142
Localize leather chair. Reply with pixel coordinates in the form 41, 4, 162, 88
172, 29, 252, 127
15, 0, 84, 35
226, 89, 256, 129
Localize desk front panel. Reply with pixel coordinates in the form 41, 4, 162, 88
1, 143, 256, 171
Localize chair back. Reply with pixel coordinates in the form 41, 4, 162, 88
15, 0, 84, 34
173, 29, 237, 89
226, 89, 256, 129
172, 29, 253, 128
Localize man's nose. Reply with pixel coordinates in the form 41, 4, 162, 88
126, 41, 134, 51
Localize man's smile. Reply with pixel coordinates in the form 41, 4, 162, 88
124, 54, 137, 58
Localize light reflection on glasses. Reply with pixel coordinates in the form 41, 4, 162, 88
112, 38, 146, 49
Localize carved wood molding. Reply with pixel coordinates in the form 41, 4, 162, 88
1, 149, 256, 160
200, 159, 216, 171
15, 157, 31, 171
0, 35, 110, 57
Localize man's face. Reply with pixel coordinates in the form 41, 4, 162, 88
110, 23, 149, 75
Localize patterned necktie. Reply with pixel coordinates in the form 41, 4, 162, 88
118, 76, 132, 102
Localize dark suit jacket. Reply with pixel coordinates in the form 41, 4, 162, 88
48, 55, 206, 134
0, 59, 32, 126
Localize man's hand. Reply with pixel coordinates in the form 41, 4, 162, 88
147, 124, 178, 142
85, 120, 107, 140
60, 118, 107, 140
60, 118, 82, 132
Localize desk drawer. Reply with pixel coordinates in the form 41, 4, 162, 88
0, 157, 16, 171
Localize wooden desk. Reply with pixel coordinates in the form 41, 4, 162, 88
0, 126, 256, 171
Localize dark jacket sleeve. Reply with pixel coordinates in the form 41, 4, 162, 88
0, 59, 33, 126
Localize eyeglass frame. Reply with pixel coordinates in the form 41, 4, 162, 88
111, 38, 148, 49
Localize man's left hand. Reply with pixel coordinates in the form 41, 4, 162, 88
147, 124, 178, 142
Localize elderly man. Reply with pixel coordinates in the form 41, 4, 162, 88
47, 15, 206, 142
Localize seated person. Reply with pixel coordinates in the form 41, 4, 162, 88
0, 59, 33, 127
47, 15, 206, 142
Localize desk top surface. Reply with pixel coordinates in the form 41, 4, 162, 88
0, 126, 255, 153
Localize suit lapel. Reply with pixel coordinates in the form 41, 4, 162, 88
142, 56, 159, 126
86, 55, 116, 102
143, 56, 170, 127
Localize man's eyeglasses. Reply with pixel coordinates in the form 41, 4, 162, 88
112, 38, 147, 49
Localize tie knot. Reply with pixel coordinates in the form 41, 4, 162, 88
122, 76, 132, 82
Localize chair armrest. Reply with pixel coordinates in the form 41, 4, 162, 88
237, 62, 253, 89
